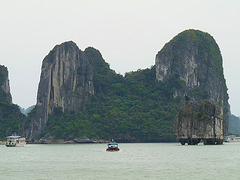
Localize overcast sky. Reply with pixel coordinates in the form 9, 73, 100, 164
0, 0, 240, 116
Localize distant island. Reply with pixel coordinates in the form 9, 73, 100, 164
19, 105, 35, 116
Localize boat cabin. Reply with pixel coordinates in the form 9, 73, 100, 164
6, 136, 26, 147
106, 142, 119, 151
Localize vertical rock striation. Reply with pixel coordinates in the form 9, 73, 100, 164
175, 101, 224, 145
26, 41, 95, 140
155, 29, 229, 134
0, 65, 12, 103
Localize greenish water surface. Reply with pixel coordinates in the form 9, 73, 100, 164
0, 142, 240, 180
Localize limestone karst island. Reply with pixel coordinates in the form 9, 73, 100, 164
0, 29, 233, 145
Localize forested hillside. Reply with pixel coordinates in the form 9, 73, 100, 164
42, 64, 183, 142
229, 114, 240, 135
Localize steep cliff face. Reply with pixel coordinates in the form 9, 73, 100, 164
175, 101, 224, 145
0, 65, 25, 138
27, 41, 95, 140
37, 41, 94, 113
155, 29, 229, 132
0, 65, 12, 103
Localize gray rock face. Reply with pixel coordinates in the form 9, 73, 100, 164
175, 101, 224, 145
27, 41, 94, 140
0, 65, 12, 103
155, 30, 229, 132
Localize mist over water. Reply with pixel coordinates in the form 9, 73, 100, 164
1, 143, 240, 179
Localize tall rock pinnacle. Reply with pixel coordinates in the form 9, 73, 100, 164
27, 41, 95, 140
155, 29, 229, 133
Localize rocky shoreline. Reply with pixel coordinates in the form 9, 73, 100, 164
27, 137, 110, 144
1, 136, 178, 145
27, 137, 178, 144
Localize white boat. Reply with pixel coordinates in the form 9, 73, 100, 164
6, 135, 26, 147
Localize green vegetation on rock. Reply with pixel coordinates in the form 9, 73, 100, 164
0, 66, 25, 140
38, 30, 229, 142
228, 114, 240, 135
169, 29, 225, 80
42, 66, 184, 142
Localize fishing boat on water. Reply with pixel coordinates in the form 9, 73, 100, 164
106, 140, 119, 151
5, 135, 26, 147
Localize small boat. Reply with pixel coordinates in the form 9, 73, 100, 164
106, 140, 119, 151
6, 135, 26, 147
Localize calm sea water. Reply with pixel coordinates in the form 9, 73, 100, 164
0, 142, 240, 180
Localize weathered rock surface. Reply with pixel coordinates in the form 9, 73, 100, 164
155, 29, 229, 133
0, 65, 12, 103
26, 41, 95, 140
175, 100, 224, 145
